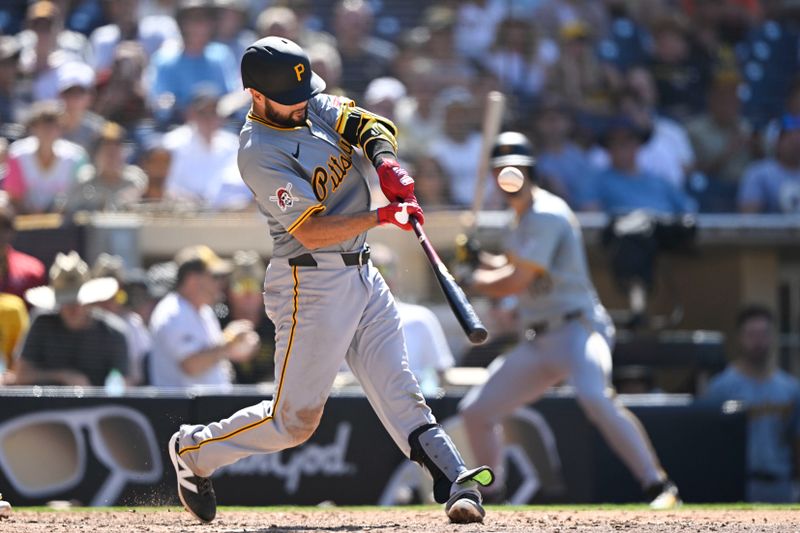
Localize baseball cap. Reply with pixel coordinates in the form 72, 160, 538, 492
27, 1, 59, 21
175, 245, 233, 277
230, 250, 265, 294
57, 62, 95, 93
364, 77, 406, 107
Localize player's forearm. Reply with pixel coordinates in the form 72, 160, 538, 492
291, 212, 378, 250
180, 345, 230, 376
469, 265, 525, 298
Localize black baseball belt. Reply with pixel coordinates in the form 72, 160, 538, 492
525, 310, 584, 338
288, 245, 371, 267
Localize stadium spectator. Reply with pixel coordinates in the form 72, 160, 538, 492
56, 61, 107, 150
91, 253, 152, 386
453, 0, 508, 61
595, 0, 649, 73
547, 21, 617, 114
90, 0, 180, 78
531, 0, 608, 43
700, 305, 800, 503
482, 16, 558, 100
3, 101, 89, 214
138, 135, 171, 202
738, 114, 800, 214
0, 36, 23, 127
92, 41, 150, 132
410, 155, 449, 207
428, 88, 483, 207
0, 292, 29, 385
531, 96, 596, 210
148, 245, 258, 388
686, 72, 754, 212
17, 1, 93, 102
331, 0, 396, 101
147, 0, 239, 125
17, 250, 129, 386
213, 0, 256, 63
762, 78, 800, 158
591, 71, 696, 189
647, 13, 712, 120
161, 90, 246, 208
0, 194, 46, 301
420, 7, 474, 90
255, 6, 302, 42
63, 122, 147, 214
218, 250, 274, 385
583, 116, 696, 215
306, 41, 344, 97
737, 1, 800, 128
394, 58, 445, 163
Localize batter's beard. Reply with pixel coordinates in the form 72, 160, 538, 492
263, 101, 308, 128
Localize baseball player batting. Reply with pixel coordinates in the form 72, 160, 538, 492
167, 36, 493, 524
459, 132, 681, 509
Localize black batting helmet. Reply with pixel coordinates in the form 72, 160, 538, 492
241, 36, 326, 105
490, 131, 536, 169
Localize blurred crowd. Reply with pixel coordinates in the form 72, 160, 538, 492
0, 0, 795, 216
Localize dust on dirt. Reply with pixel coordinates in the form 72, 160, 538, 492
3, 508, 799, 532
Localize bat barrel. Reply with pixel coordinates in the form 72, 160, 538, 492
410, 216, 488, 345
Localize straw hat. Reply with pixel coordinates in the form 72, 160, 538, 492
25, 251, 119, 310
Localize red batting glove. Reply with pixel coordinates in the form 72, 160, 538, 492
377, 201, 425, 231
376, 159, 415, 202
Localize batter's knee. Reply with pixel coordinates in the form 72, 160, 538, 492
279, 403, 325, 446
460, 400, 496, 428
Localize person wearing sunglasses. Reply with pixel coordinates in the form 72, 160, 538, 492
459, 131, 681, 509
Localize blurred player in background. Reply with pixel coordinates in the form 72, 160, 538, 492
460, 131, 681, 508
701, 305, 800, 503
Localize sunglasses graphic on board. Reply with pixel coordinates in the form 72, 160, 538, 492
0, 405, 162, 505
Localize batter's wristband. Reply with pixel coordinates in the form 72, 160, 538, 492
368, 140, 397, 166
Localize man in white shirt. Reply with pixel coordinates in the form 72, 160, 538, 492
370, 244, 455, 390
162, 90, 248, 209
428, 88, 484, 207
149, 245, 259, 388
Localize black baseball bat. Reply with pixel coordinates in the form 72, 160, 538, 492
410, 216, 488, 345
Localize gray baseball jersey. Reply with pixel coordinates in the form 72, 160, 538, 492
174, 94, 482, 508
237, 94, 372, 258
460, 186, 670, 495
505, 187, 599, 326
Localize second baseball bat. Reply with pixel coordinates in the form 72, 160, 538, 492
410, 216, 488, 345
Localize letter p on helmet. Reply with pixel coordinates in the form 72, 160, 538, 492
294, 63, 305, 82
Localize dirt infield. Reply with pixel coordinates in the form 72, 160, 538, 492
4, 508, 800, 532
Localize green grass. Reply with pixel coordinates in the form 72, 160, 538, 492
12, 504, 800, 513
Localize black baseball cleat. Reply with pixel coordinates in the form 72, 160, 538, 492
169, 431, 217, 523
645, 478, 682, 510
445, 490, 485, 524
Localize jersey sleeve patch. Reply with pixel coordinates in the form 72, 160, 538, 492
269, 182, 297, 212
